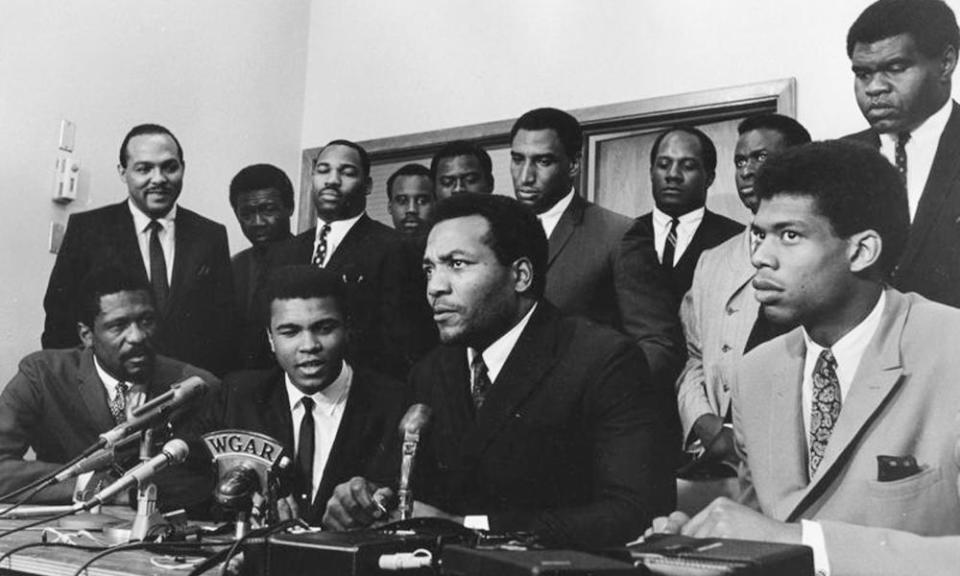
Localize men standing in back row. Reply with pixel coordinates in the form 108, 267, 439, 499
431, 140, 495, 198
844, 0, 960, 307
43, 124, 237, 376
267, 140, 435, 380
509, 107, 683, 387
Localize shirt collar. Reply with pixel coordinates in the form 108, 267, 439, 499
539, 188, 576, 220
316, 212, 363, 235
802, 290, 886, 386
128, 198, 177, 232
880, 98, 952, 147
284, 360, 353, 416
652, 205, 705, 229
468, 303, 538, 384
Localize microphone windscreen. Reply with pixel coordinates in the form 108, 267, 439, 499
162, 438, 190, 464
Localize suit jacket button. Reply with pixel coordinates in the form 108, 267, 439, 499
721, 344, 731, 353
726, 307, 736, 315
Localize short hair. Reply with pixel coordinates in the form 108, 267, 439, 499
386, 163, 434, 200
229, 164, 295, 210
754, 140, 910, 278
119, 124, 184, 168
429, 141, 494, 181
649, 126, 718, 175
510, 107, 583, 159
431, 194, 548, 299
77, 266, 154, 329
847, 0, 959, 59
737, 114, 813, 148
261, 265, 348, 326
316, 139, 371, 179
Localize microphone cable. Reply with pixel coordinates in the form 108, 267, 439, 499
186, 518, 307, 576
0, 508, 78, 541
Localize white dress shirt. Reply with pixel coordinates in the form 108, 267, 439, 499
285, 361, 353, 501
462, 303, 537, 529
537, 188, 576, 239
878, 99, 952, 222
652, 206, 704, 266
799, 290, 886, 576
313, 214, 364, 267
128, 199, 176, 284
93, 354, 147, 420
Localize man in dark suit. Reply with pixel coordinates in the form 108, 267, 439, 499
324, 194, 676, 548
509, 107, 683, 389
194, 266, 403, 524
229, 164, 295, 369
430, 140, 495, 198
623, 126, 744, 306
386, 163, 436, 237
266, 140, 435, 380
0, 268, 217, 508
42, 124, 237, 375
843, 0, 960, 307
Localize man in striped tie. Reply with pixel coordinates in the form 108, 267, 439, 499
650, 141, 960, 576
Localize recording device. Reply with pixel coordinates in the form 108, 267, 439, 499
440, 545, 643, 576
98, 376, 208, 447
397, 404, 431, 521
73, 439, 190, 512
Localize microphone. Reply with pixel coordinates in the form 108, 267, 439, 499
215, 462, 261, 513
75, 439, 190, 511
397, 404, 431, 521
99, 377, 208, 447
52, 433, 141, 484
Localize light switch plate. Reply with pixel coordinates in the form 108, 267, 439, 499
58, 119, 75, 152
49, 221, 66, 254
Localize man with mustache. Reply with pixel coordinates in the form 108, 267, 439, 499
266, 140, 435, 380
323, 194, 675, 548
431, 140, 495, 198
651, 141, 960, 576
229, 163, 296, 369
843, 0, 960, 308
386, 163, 436, 237
0, 267, 217, 507
193, 265, 404, 524
508, 107, 683, 390
623, 126, 743, 306
42, 124, 237, 375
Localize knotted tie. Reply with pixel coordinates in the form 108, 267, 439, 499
311, 224, 332, 267
470, 352, 492, 410
147, 220, 169, 310
297, 397, 316, 502
110, 382, 129, 425
809, 349, 841, 476
662, 218, 680, 267
894, 131, 911, 183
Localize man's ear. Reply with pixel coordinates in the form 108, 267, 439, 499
78, 322, 94, 348
266, 329, 276, 353
117, 163, 126, 180
705, 170, 716, 189
940, 44, 957, 82
363, 176, 373, 196
568, 153, 582, 181
512, 257, 534, 294
848, 229, 882, 274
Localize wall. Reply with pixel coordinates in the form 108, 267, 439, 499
300, 0, 960, 161
0, 0, 310, 373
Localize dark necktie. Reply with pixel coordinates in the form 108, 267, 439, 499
894, 131, 911, 183
148, 220, 169, 310
662, 218, 680, 268
470, 352, 492, 410
312, 224, 332, 267
296, 397, 316, 502
809, 349, 841, 476
109, 382, 129, 425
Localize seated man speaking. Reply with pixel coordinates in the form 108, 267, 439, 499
652, 141, 960, 576
0, 267, 217, 507
194, 266, 405, 525
324, 194, 675, 549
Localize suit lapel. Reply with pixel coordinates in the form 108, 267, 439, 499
764, 333, 811, 521
900, 102, 960, 267
257, 370, 294, 450
676, 211, 711, 271
313, 368, 369, 510
325, 215, 370, 271
115, 204, 150, 284
785, 290, 907, 521
167, 211, 203, 315
459, 306, 561, 465
76, 348, 119, 432
547, 196, 585, 267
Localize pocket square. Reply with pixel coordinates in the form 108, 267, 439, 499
877, 454, 920, 482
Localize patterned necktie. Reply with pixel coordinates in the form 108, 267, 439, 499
312, 224, 332, 267
894, 131, 911, 183
662, 218, 679, 268
147, 220, 169, 310
296, 396, 316, 502
110, 382, 129, 425
809, 349, 841, 476
470, 352, 492, 410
